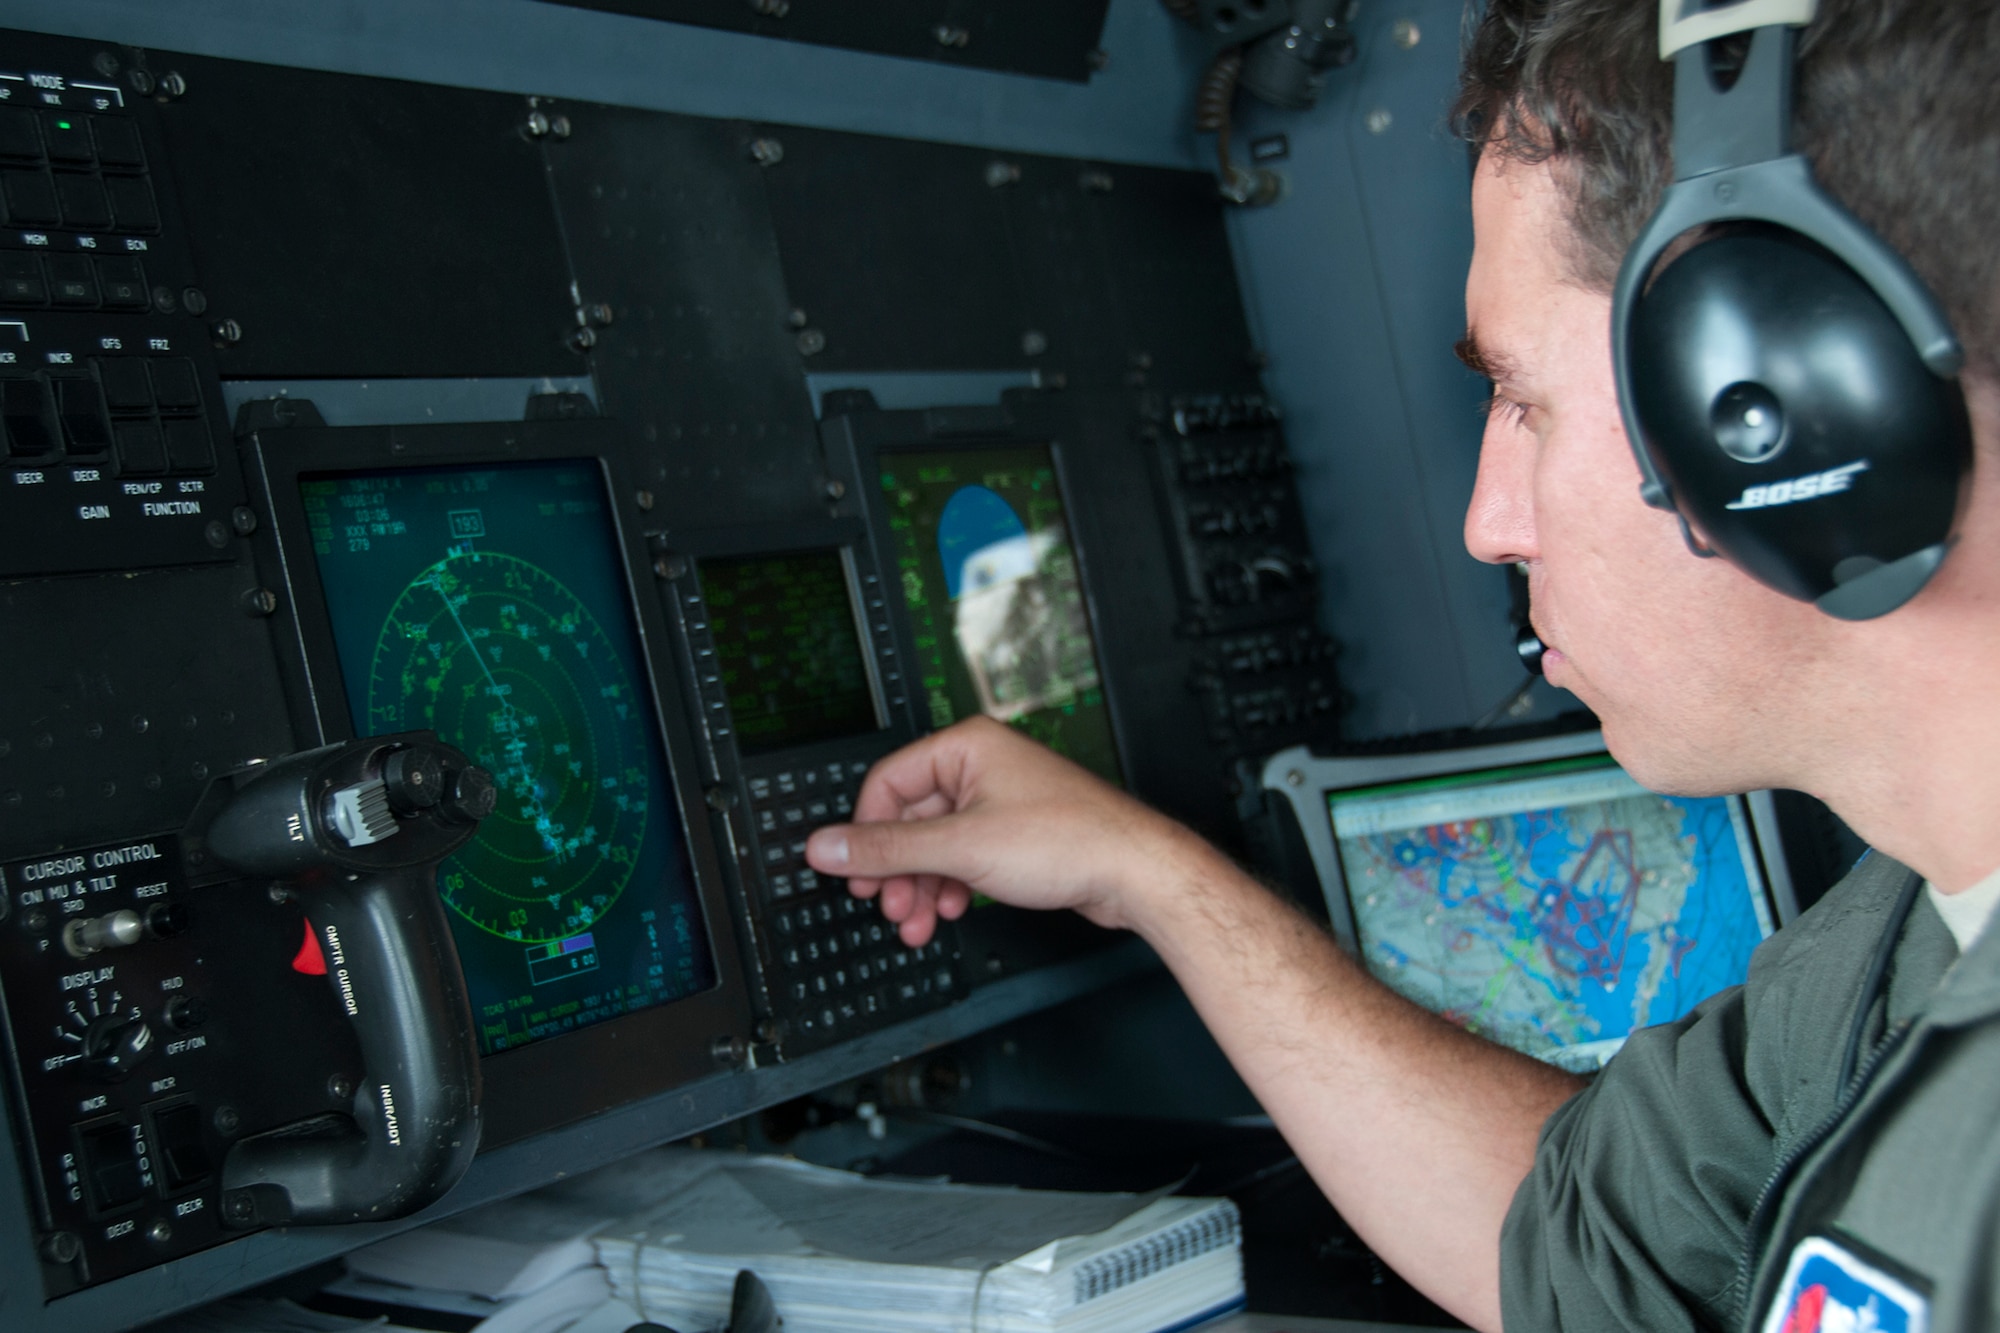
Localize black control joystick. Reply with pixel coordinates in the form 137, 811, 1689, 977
183, 732, 494, 1228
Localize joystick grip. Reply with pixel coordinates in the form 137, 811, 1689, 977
188, 734, 490, 1227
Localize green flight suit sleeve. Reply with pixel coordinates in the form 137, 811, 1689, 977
1499, 986, 1767, 1332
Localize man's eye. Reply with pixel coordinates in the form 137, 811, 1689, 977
1483, 393, 1530, 427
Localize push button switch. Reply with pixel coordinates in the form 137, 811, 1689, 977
115, 421, 165, 474
56, 378, 112, 455
89, 115, 143, 168
75, 1119, 145, 1212
148, 358, 199, 410
0, 253, 46, 306
3, 377, 58, 456
97, 357, 152, 410
2, 170, 59, 224
45, 254, 97, 306
104, 175, 157, 231
55, 174, 111, 230
163, 417, 213, 472
96, 256, 146, 308
40, 113, 93, 164
0, 108, 41, 160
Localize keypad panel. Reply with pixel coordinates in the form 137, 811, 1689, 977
744, 758, 960, 1047
664, 532, 960, 1058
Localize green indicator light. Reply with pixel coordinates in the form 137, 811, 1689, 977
55, 120, 70, 130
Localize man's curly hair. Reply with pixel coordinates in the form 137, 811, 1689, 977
1452, 0, 2000, 377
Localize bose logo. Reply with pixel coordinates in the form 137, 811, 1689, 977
1725, 460, 1869, 511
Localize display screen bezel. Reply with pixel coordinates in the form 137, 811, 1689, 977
849, 434, 1130, 785
249, 419, 756, 1148
1255, 728, 1799, 1069
1329, 751, 1777, 1066
697, 544, 888, 757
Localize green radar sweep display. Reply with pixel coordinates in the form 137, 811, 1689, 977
302, 460, 715, 1055
879, 444, 1122, 784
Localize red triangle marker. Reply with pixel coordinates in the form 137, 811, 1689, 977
292, 919, 327, 976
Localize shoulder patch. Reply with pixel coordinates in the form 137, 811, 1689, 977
1760, 1234, 1929, 1333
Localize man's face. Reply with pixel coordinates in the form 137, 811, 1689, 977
1461, 155, 1833, 794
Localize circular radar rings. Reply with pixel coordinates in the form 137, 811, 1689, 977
367, 549, 649, 943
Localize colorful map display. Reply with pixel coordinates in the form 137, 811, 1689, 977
1332, 758, 1775, 1070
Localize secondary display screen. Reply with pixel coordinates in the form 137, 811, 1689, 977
701, 549, 882, 755
302, 459, 716, 1056
878, 444, 1121, 784
1330, 755, 1775, 1072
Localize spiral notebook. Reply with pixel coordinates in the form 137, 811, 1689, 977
592, 1156, 1245, 1333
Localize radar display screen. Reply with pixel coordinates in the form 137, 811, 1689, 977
301, 459, 716, 1056
878, 444, 1121, 784
700, 550, 882, 756
1329, 755, 1775, 1072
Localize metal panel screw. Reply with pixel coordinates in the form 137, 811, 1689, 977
232, 506, 258, 536
549, 114, 572, 140
158, 71, 187, 99
1366, 108, 1393, 134
525, 110, 551, 138
1392, 19, 1421, 48
211, 317, 242, 345
749, 0, 790, 13
240, 587, 278, 617
788, 307, 809, 329
985, 160, 1021, 188
213, 1105, 240, 1135
40, 1232, 81, 1264
934, 25, 971, 47
796, 327, 826, 356
147, 1218, 173, 1244
823, 478, 847, 501
1287, 769, 1306, 786
750, 137, 785, 167
1079, 169, 1115, 192
568, 326, 597, 352
635, 489, 656, 511
1021, 330, 1048, 357
327, 1073, 355, 1101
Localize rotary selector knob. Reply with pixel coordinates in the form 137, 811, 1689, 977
82, 1011, 156, 1081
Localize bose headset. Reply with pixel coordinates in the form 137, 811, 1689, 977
1612, 0, 1973, 620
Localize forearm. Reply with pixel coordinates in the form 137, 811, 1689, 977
1127, 825, 1584, 1333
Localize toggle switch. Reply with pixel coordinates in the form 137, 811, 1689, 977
63, 909, 143, 958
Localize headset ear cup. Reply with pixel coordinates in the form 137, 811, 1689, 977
1628, 226, 1971, 610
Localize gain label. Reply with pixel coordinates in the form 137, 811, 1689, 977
368, 549, 646, 942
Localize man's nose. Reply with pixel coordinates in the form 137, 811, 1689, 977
1463, 419, 1538, 566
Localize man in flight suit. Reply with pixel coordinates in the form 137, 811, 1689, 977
807, 0, 2000, 1328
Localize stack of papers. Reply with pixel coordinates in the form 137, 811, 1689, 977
328, 1148, 737, 1333
593, 1155, 1244, 1333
